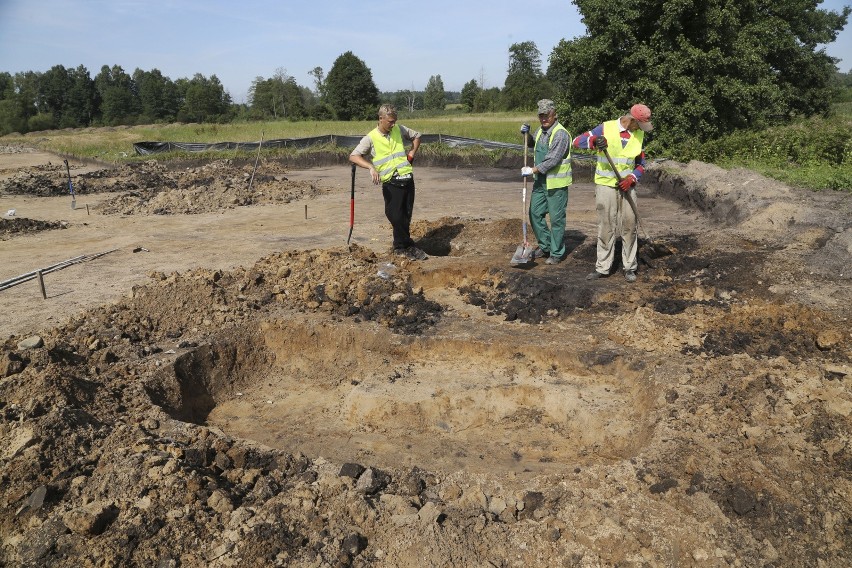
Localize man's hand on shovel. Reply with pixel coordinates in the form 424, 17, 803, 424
619, 173, 637, 192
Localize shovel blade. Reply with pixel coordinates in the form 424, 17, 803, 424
509, 244, 535, 266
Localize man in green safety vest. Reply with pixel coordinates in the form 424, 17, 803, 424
350, 104, 426, 261
520, 99, 573, 265
573, 104, 652, 283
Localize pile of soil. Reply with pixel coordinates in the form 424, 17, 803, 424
0, 147, 850, 567
1, 217, 67, 240
1, 159, 326, 215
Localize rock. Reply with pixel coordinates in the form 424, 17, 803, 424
208, 489, 234, 514
26, 485, 48, 511
4, 427, 37, 460
418, 501, 444, 526
519, 491, 544, 520
17, 335, 43, 350
727, 485, 756, 516
339, 462, 365, 479
390, 292, 406, 303
1, 351, 25, 376
341, 533, 368, 556
62, 501, 117, 535
816, 329, 844, 350
356, 467, 390, 495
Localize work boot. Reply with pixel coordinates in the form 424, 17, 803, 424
624, 270, 637, 283
407, 246, 428, 260
544, 255, 562, 265
530, 248, 548, 260
586, 271, 606, 280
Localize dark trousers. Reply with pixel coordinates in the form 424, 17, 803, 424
381, 176, 416, 250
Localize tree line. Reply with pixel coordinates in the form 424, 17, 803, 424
0, 0, 848, 151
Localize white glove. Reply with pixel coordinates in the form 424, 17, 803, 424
521, 167, 533, 177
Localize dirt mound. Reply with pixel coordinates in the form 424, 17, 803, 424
1, 217, 67, 240
1, 152, 851, 567
1, 159, 327, 215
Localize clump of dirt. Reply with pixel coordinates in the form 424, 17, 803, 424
1, 217, 67, 240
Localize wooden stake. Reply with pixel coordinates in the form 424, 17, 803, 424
36, 270, 46, 299
304, 204, 307, 220
86, 204, 90, 215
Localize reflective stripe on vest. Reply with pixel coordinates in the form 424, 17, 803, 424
368, 126, 413, 183
534, 124, 572, 189
594, 120, 643, 187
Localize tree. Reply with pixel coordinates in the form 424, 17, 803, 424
249, 68, 307, 120
178, 74, 232, 123
548, 0, 850, 150
134, 68, 180, 123
308, 66, 325, 99
460, 79, 480, 112
39, 65, 71, 127
95, 64, 139, 125
502, 41, 551, 111
324, 51, 380, 120
63, 65, 98, 127
424, 75, 446, 111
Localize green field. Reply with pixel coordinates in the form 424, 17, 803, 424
2, 110, 849, 191
0, 113, 531, 164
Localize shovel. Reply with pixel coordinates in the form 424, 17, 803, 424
602, 147, 673, 261
63, 159, 75, 210
347, 163, 356, 251
510, 130, 536, 266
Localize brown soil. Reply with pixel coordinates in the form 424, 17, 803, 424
0, 143, 850, 567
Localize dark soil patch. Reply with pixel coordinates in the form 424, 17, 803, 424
1, 217, 66, 239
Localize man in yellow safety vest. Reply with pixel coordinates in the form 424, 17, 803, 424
520, 99, 573, 264
573, 103, 652, 283
350, 104, 426, 260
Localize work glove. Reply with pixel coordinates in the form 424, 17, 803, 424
521, 166, 534, 177
618, 173, 636, 191
593, 135, 608, 150
520, 123, 530, 134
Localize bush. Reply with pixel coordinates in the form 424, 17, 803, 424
27, 113, 55, 132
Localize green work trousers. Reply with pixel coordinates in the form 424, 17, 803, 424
529, 184, 568, 259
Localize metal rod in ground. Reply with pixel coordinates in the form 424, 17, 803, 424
247, 131, 264, 192
36, 270, 46, 299
0, 249, 119, 292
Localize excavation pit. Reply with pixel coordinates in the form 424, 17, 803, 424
145, 318, 658, 475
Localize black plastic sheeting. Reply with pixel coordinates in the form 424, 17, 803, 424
133, 134, 524, 156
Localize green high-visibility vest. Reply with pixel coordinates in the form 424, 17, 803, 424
534, 124, 572, 189
368, 125, 413, 183
594, 120, 644, 187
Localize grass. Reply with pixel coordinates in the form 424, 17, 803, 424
1, 113, 530, 164
2, 110, 848, 191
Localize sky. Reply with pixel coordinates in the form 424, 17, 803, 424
0, 0, 850, 105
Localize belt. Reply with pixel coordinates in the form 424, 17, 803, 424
391, 173, 412, 180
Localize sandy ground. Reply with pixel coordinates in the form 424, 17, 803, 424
1, 145, 850, 568
0, 152, 705, 339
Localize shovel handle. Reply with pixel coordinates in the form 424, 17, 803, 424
602, 148, 622, 183
347, 163, 356, 246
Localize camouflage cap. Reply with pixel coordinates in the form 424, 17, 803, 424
537, 99, 556, 115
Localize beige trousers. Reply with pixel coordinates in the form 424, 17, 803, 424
593, 183, 638, 274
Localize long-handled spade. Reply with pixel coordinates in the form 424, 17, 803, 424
63, 159, 75, 209
347, 163, 356, 251
602, 147, 672, 260
510, 131, 536, 266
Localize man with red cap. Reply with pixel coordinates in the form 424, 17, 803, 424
573, 104, 652, 283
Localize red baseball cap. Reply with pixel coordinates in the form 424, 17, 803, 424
630, 104, 653, 132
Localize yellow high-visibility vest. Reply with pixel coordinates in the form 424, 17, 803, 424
368, 126, 413, 183
594, 120, 644, 188
534, 124, 572, 189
